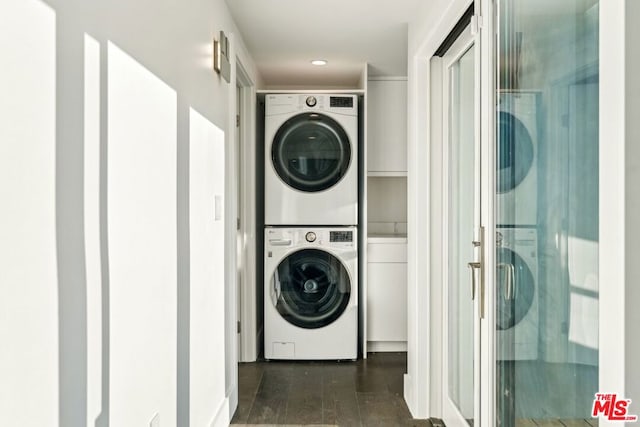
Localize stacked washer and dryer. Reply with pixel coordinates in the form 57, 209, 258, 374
496, 91, 540, 361
263, 94, 359, 360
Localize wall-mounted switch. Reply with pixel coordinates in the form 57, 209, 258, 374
214, 195, 223, 221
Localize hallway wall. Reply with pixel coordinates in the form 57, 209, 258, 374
0, 0, 258, 426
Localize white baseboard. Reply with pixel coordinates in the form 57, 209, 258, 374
210, 397, 229, 427
227, 381, 238, 421
404, 373, 415, 417
367, 341, 408, 352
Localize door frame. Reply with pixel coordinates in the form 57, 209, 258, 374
477, 0, 496, 425
407, 0, 496, 421
235, 58, 258, 363
440, 24, 480, 427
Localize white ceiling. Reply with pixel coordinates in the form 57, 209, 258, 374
226, 0, 425, 88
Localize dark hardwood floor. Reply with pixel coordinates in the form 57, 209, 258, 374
231, 352, 432, 426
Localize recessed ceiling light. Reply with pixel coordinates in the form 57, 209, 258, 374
311, 59, 327, 66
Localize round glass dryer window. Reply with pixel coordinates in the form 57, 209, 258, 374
272, 248, 351, 329
496, 247, 535, 331
272, 113, 351, 192
496, 111, 534, 193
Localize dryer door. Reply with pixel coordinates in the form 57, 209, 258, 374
496, 110, 534, 193
272, 248, 351, 329
271, 112, 351, 192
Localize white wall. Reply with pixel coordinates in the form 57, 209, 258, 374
0, 1, 58, 425
0, 0, 258, 425
107, 41, 178, 426
189, 109, 227, 427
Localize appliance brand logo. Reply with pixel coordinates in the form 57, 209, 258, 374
592, 393, 638, 422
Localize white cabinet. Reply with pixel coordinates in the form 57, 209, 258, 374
366, 240, 408, 351
367, 79, 407, 174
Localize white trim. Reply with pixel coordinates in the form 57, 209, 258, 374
406, 0, 474, 419
428, 54, 445, 421
225, 32, 239, 420
361, 63, 368, 359
478, 0, 496, 424
599, 0, 626, 419
236, 58, 258, 363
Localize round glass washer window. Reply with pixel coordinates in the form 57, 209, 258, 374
273, 248, 351, 329
272, 113, 351, 192
496, 247, 535, 331
496, 111, 534, 193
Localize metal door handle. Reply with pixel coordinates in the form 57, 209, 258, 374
468, 262, 481, 300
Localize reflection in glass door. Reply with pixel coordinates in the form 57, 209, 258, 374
495, 1, 599, 425
443, 24, 478, 427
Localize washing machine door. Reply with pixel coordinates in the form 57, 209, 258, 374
496, 111, 534, 193
271, 112, 351, 192
496, 247, 535, 330
272, 248, 351, 329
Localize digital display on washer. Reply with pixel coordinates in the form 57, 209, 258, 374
330, 231, 353, 242
330, 96, 353, 108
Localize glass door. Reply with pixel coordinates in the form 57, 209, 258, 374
493, 1, 600, 425
442, 22, 481, 427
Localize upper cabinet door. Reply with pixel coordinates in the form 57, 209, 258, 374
367, 79, 408, 174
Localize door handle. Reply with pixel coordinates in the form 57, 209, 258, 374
468, 262, 481, 300
468, 226, 485, 319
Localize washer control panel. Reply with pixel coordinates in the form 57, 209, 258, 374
305, 231, 317, 242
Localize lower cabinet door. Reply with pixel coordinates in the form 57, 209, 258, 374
366, 262, 408, 342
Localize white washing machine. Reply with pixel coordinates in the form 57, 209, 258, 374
496, 227, 539, 360
264, 226, 357, 360
496, 91, 540, 227
265, 94, 358, 226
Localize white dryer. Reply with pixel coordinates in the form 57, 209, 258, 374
264, 226, 357, 360
496, 227, 539, 360
496, 91, 540, 226
265, 94, 358, 226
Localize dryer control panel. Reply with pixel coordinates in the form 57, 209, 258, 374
265, 227, 357, 250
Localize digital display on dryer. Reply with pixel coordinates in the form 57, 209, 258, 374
330, 96, 354, 108
330, 231, 353, 242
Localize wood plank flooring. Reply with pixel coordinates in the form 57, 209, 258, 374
232, 352, 431, 427
231, 352, 599, 426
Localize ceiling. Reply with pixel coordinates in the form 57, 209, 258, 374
226, 0, 425, 88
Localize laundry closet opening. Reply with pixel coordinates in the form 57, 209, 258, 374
231, 73, 412, 423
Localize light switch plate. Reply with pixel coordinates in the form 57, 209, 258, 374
214, 195, 223, 221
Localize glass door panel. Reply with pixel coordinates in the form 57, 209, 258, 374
443, 24, 478, 426
495, 1, 599, 425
